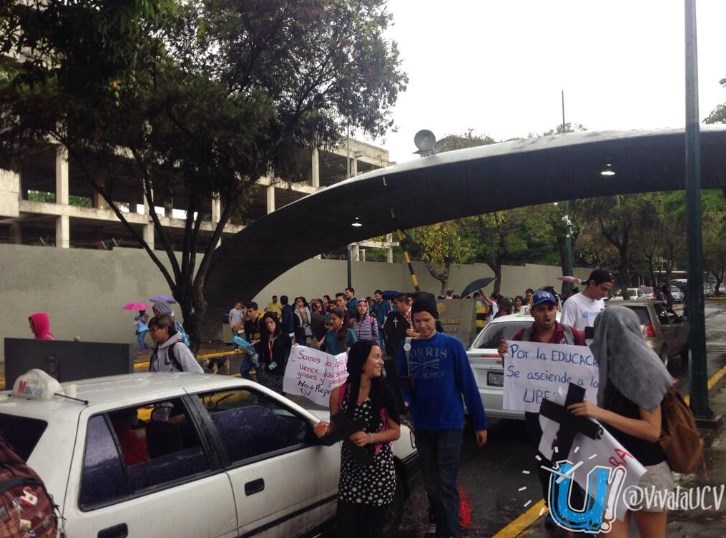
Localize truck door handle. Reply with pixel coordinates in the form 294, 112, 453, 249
98, 523, 128, 538
245, 478, 265, 496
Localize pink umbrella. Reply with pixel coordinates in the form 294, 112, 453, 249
123, 302, 149, 311
557, 276, 581, 284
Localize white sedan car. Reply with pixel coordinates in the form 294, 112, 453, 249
1, 371, 418, 538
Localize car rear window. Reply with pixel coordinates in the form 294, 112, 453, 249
621, 305, 650, 325
471, 321, 531, 349
0, 413, 48, 461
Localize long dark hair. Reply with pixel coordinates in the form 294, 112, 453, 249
329, 306, 348, 349
261, 311, 281, 338
344, 340, 397, 422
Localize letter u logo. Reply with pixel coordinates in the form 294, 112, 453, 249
548, 462, 610, 533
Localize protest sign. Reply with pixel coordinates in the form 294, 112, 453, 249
282, 346, 348, 405
539, 387, 646, 530
503, 340, 598, 413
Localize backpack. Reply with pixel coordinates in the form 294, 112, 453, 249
0, 437, 59, 538
659, 386, 704, 473
149, 341, 183, 372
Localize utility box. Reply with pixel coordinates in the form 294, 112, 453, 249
3, 338, 133, 389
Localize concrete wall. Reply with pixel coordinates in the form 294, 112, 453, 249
0, 243, 591, 362
254, 258, 592, 305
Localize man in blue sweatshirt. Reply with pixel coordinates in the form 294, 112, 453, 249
397, 294, 487, 538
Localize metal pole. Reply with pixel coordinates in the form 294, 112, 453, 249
562, 90, 574, 295
390, 208, 421, 292
346, 124, 352, 289
684, 0, 712, 419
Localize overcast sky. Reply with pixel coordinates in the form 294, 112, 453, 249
368, 0, 726, 164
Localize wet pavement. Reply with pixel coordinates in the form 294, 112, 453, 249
396, 300, 726, 537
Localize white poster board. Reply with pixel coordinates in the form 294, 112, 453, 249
503, 341, 599, 412
282, 346, 348, 406
539, 388, 646, 528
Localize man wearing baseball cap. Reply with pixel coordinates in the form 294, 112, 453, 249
498, 289, 587, 532
561, 268, 614, 331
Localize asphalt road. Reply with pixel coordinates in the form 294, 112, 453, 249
395, 301, 726, 537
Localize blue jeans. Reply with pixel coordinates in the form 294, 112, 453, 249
239, 353, 255, 380
136, 330, 148, 351
415, 429, 462, 538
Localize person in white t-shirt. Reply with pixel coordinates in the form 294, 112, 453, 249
561, 269, 614, 331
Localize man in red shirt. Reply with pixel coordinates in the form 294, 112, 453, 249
498, 289, 587, 532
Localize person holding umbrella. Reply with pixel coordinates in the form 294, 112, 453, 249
134, 310, 150, 355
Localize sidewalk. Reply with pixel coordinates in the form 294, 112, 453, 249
506, 372, 726, 537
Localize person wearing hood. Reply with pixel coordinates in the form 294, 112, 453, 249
148, 314, 203, 373
29, 312, 55, 340
568, 306, 674, 538
152, 302, 190, 347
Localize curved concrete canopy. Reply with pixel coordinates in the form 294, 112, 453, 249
204, 127, 726, 319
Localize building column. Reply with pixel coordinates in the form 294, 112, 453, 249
211, 194, 221, 223
10, 222, 22, 244
386, 233, 394, 263
143, 188, 154, 249
55, 147, 69, 205
350, 156, 358, 177
266, 185, 275, 214
55, 148, 70, 248
351, 243, 360, 262
56, 215, 70, 248
311, 147, 320, 189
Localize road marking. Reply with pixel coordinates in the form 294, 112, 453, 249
492, 500, 546, 538
493, 364, 726, 537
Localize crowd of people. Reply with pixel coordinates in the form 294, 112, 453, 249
28, 268, 679, 538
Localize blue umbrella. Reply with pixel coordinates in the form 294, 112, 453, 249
381, 290, 400, 300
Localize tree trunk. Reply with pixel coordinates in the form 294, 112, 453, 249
423, 261, 450, 297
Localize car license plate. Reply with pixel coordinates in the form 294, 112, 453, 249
487, 371, 503, 387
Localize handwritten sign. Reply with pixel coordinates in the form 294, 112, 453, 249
503, 341, 598, 412
539, 387, 646, 525
282, 346, 348, 405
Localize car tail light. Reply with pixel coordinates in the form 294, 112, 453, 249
643, 323, 656, 338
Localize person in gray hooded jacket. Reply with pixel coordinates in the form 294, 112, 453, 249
148, 314, 203, 373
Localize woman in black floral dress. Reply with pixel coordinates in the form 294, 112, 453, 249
314, 339, 401, 538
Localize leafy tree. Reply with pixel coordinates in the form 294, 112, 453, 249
464, 210, 537, 294
704, 77, 726, 124
0, 0, 406, 346
406, 221, 477, 297
703, 217, 726, 294
577, 194, 647, 293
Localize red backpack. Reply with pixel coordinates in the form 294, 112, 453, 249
0, 437, 59, 538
